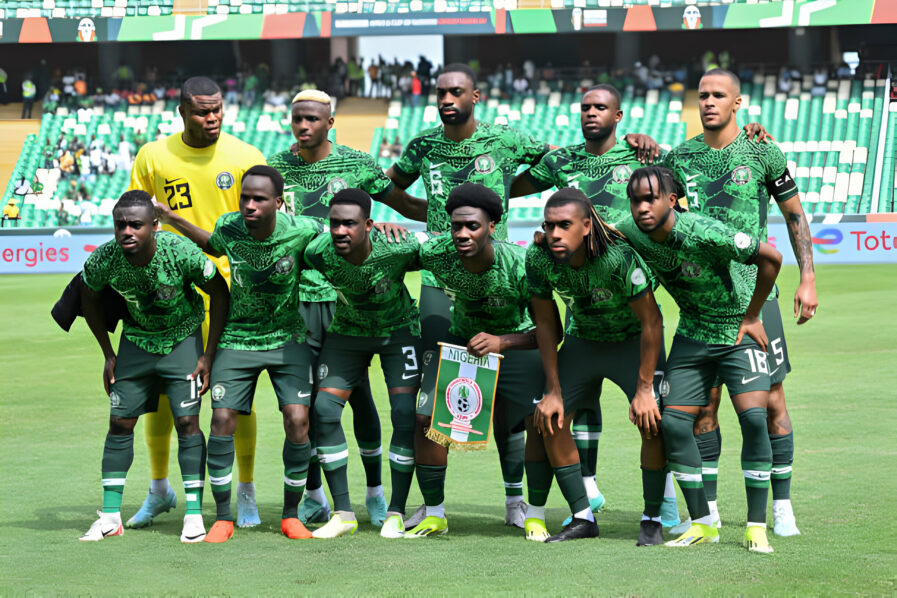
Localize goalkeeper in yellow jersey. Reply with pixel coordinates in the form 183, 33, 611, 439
127, 76, 266, 528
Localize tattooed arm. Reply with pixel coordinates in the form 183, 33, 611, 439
778, 196, 818, 324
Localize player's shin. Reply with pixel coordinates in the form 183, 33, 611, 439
770, 431, 794, 501
696, 429, 721, 503
207, 434, 235, 521
494, 405, 525, 502
234, 409, 256, 485
315, 391, 352, 512
738, 407, 773, 527
351, 382, 383, 490
102, 433, 135, 513
283, 439, 311, 518
662, 409, 712, 523
387, 392, 416, 515
177, 432, 206, 516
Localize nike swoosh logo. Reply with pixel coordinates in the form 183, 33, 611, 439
686, 174, 700, 181
182, 533, 205, 541
101, 527, 119, 537
741, 375, 760, 384
532, 398, 542, 404
402, 373, 417, 380
164, 178, 182, 185
180, 400, 199, 408
298, 391, 311, 398
769, 365, 781, 376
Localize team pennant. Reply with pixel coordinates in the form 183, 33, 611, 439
427, 342, 502, 451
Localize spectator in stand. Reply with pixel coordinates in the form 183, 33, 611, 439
224, 76, 238, 105
504, 63, 513, 92
523, 59, 535, 82
368, 60, 380, 98
43, 86, 61, 113
417, 55, 433, 97
116, 133, 133, 170
13, 176, 32, 199
243, 71, 259, 106
116, 64, 134, 89
332, 57, 348, 98
410, 71, 422, 107
398, 69, 412, 104
348, 58, 364, 96
153, 83, 166, 101
2, 199, 20, 227
778, 66, 793, 93
21, 75, 37, 119
56, 202, 70, 226
812, 67, 828, 97
512, 75, 530, 95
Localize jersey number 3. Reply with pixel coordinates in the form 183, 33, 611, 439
164, 182, 193, 210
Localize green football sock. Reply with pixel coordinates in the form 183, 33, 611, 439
101, 433, 134, 514
554, 463, 590, 515
387, 392, 415, 514
662, 408, 711, 521
572, 409, 602, 479
416, 464, 446, 507
525, 458, 553, 508
495, 430, 525, 497
177, 433, 206, 516
316, 391, 351, 512
207, 434, 235, 522
642, 467, 665, 519
770, 432, 794, 501
282, 439, 310, 519
351, 384, 382, 488
696, 428, 721, 502
738, 407, 772, 525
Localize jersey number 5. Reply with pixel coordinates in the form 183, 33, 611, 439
164, 182, 193, 210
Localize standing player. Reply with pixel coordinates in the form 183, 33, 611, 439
511, 84, 673, 522
79, 190, 229, 543
302, 189, 423, 539
618, 166, 782, 553
154, 166, 322, 543
527, 188, 667, 545
412, 183, 585, 541
267, 90, 426, 527
664, 69, 816, 536
387, 64, 550, 526
128, 76, 266, 529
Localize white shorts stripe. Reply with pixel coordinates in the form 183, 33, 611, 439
209, 473, 232, 486
101, 477, 127, 486
284, 476, 307, 488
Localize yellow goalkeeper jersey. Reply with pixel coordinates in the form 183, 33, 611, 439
129, 131, 266, 279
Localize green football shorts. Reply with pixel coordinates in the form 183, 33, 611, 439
317, 330, 421, 390
209, 342, 313, 414
556, 334, 668, 414
299, 300, 335, 355
109, 329, 203, 419
418, 284, 452, 371
664, 335, 772, 407
416, 332, 543, 430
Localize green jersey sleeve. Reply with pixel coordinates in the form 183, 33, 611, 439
525, 243, 555, 301
525, 151, 561, 192
393, 133, 425, 181
81, 241, 114, 292
176, 235, 218, 287
207, 212, 234, 258
358, 152, 395, 199
515, 128, 550, 167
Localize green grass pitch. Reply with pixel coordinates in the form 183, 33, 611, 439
1, 265, 895, 596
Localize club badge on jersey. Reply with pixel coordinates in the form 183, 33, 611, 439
427, 342, 502, 451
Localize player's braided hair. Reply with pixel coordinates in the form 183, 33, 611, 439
113, 189, 153, 214
626, 166, 685, 213
445, 183, 503, 224
331, 188, 372, 218
545, 188, 624, 259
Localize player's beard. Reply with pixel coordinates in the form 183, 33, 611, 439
581, 123, 613, 142
636, 206, 672, 233
439, 106, 472, 126
701, 112, 732, 131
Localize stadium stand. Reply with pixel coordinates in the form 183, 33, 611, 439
0, 0, 787, 18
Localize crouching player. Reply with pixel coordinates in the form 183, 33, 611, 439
411, 183, 574, 540
155, 165, 322, 542
527, 188, 666, 544
617, 166, 782, 553
79, 190, 229, 542
301, 189, 423, 539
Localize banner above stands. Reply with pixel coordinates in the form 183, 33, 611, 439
2, 0, 896, 43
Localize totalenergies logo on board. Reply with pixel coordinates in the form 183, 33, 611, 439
812, 228, 842, 254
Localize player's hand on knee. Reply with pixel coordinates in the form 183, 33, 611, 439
535, 392, 564, 436
191, 355, 212, 395
736, 315, 768, 352
794, 281, 818, 325
103, 356, 116, 395
744, 122, 772, 143
467, 332, 500, 357
373, 222, 408, 242
629, 389, 660, 439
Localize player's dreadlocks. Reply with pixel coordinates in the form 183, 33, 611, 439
331, 188, 372, 218
626, 165, 685, 213
445, 182, 503, 223
545, 188, 624, 259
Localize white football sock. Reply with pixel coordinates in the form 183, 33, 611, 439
149, 478, 171, 497
237, 481, 255, 498
526, 505, 545, 520
582, 476, 600, 500
306, 486, 327, 505
574, 507, 594, 522
505, 495, 524, 506
425, 503, 445, 519
366, 485, 384, 499
664, 472, 676, 498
